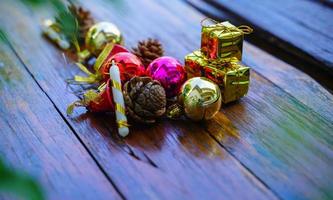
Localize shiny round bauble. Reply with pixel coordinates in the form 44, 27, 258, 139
85, 22, 123, 56
179, 77, 221, 121
146, 56, 186, 98
100, 52, 145, 84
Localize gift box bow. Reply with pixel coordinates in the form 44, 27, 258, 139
201, 18, 253, 38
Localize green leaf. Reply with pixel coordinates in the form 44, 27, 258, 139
55, 9, 79, 47
0, 29, 8, 44
0, 159, 44, 200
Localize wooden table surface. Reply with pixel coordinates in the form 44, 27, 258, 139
0, 0, 332, 199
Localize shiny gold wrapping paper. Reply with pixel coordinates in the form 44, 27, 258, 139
184, 51, 250, 103
222, 64, 250, 103
201, 21, 244, 60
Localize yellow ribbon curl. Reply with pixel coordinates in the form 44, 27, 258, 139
71, 43, 116, 84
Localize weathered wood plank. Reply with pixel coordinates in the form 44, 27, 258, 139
186, 0, 333, 93
207, 73, 333, 200
153, 2, 333, 199
0, 1, 277, 199
0, 40, 120, 199
2, 0, 333, 199
185, 0, 333, 122
243, 43, 333, 123
187, 0, 333, 75
0, 2, 189, 199
81, 0, 333, 199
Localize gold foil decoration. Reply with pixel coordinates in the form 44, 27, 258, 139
184, 51, 250, 103
201, 18, 252, 60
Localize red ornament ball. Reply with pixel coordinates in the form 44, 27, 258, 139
105, 44, 129, 60
100, 52, 146, 83
146, 56, 186, 97
87, 79, 114, 113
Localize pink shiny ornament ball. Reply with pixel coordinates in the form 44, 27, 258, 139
146, 56, 186, 97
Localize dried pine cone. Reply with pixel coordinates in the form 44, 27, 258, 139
123, 76, 166, 123
68, 3, 95, 43
132, 38, 164, 67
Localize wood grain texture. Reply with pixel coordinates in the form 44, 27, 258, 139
0, 39, 120, 199
187, 0, 333, 75
243, 43, 333, 123
207, 73, 333, 200
78, 0, 333, 199
147, 1, 333, 199
185, 0, 333, 122
0, 0, 277, 199
1, 0, 333, 199
0, 2, 190, 200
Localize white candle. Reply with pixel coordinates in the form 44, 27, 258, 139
109, 61, 129, 137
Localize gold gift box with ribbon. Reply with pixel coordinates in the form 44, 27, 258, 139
185, 51, 250, 103
201, 19, 252, 60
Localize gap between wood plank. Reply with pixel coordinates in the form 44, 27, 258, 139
0, 36, 122, 200
6, 36, 276, 199
2, 36, 126, 200
2, 1, 280, 198
185, 0, 333, 121
67, 2, 282, 197
101, 118, 160, 169
70, 1, 280, 198
200, 0, 333, 73
0, 2, 278, 199
185, 0, 333, 92
70, 0, 333, 198
153, 1, 333, 199
3, 0, 330, 198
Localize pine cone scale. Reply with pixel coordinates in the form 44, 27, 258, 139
123, 77, 166, 123
132, 38, 164, 67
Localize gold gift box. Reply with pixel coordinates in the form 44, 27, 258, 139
222, 64, 250, 103
184, 51, 250, 103
201, 21, 244, 61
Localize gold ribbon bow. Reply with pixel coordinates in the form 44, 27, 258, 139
201, 18, 253, 36
70, 43, 115, 84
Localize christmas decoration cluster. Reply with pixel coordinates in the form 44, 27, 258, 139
42, 4, 252, 137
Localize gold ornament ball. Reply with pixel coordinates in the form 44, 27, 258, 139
179, 77, 222, 121
85, 22, 123, 56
